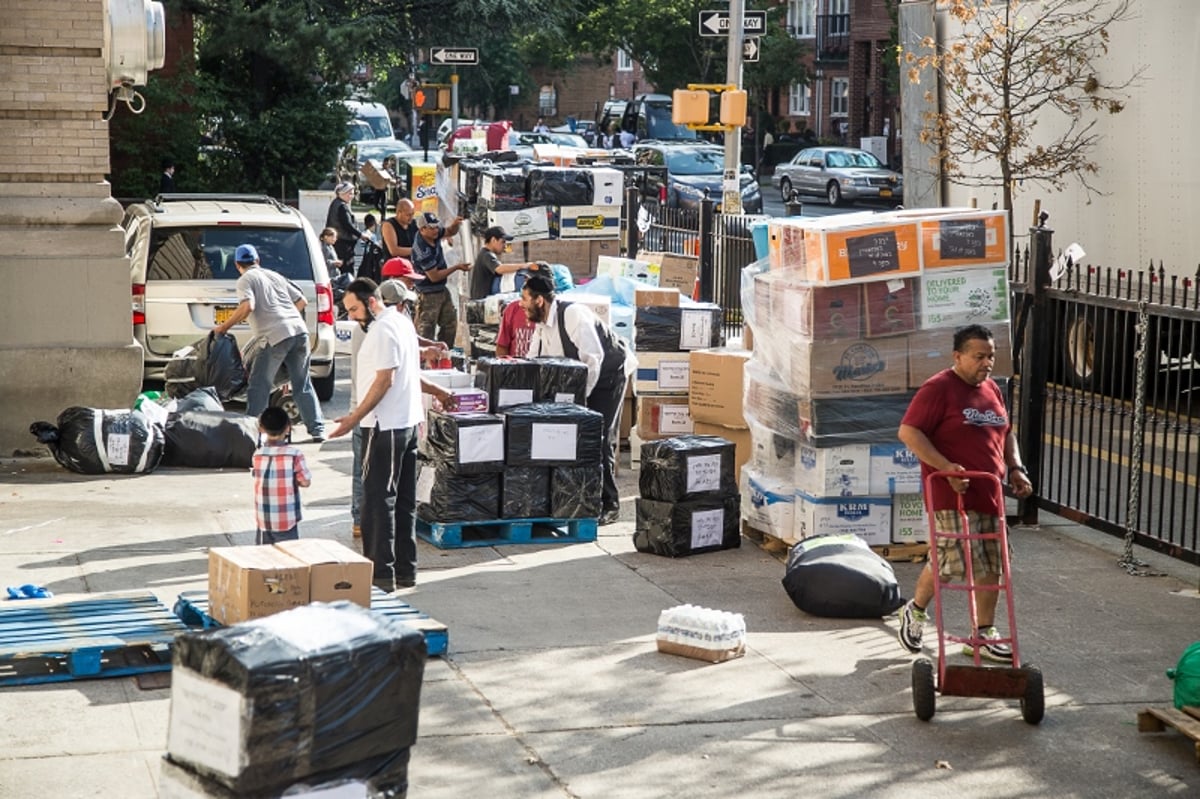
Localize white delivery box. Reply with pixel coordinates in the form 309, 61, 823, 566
868, 442, 923, 494
487, 207, 551, 242
891, 493, 930, 544
794, 443, 871, 497
793, 491, 892, 547
591, 167, 624, 205
741, 466, 796, 542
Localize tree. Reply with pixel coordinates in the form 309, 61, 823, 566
904, 0, 1139, 217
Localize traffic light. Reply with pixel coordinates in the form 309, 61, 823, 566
414, 86, 438, 113
672, 89, 709, 125
719, 89, 748, 127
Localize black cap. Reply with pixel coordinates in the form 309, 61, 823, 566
483, 226, 513, 242
418, 211, 440, 228
524, 272, 556, 296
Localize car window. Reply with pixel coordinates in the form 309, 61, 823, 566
663, 148, 723, 175
846, 150, 884, 168
793, 149, 811, 166
147, 226, 313, 282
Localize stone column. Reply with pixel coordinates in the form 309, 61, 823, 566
0, 1, 142, 455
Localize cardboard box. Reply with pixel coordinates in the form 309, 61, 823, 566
274, 539, 373, 609
599, 255, 659, 286
695, 421, 752, 479
633, 351, 691, 395
907, 322, 1013, 388
552, 204, 622, 239
863, 278, 917, 337
793, 492, 892, 547
610, 303, 634, 346
919, 266, 1009, 329
868, 442, 923, 494
635, 287, 681, 308
740, 465, 796, 541
689, 348, 751, 427
487, 207, 551, 242
636, 394, 694, 439
590, 239, 621, 267
748, 420, 796, 482
620, 395, 634, 441
891, 493, 930, 544
562, 292, 611, 325
591, 167, 624, 205
794, 443, 872, 497
919, 209, 1009, 269
801, 217, 922, 286
524, 238, 594, 277
767, 217, 807, 271
361, 159, 395, 191
779, 279, 863, 340
208, 546, 309, 625
637, 251, 698, 294
790, 335, 908, 398
422, 386, 490, 414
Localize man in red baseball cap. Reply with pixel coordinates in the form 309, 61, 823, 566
381, 256, 425, 290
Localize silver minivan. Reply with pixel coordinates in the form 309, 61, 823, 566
123, 194, 337, 400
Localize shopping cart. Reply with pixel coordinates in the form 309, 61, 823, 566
910, 470, 1045, 724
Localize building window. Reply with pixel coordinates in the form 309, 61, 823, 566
830, 77, 849, 117
539, 84, 557, 117
617, 49, 633, 72
788, 82, 811, 116
788, 0, 815, 38
828, 0, 850, 35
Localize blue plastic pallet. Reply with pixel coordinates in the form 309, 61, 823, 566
0, 591, 188, 687
173, 588, 448, 657
417, 516, 599, 549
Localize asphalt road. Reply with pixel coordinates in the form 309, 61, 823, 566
758, 173, 901, 219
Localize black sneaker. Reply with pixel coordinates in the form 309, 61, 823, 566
598, 508, 620, 526
372, 576, 395, 593
897, 599, 927, 653
962, 626, 1013, 662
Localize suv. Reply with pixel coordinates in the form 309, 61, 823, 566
632, 143, 763, 214
123, 194, 337, 400
598, 95, 699, 143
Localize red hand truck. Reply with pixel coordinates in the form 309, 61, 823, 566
911, 470, 1045, 724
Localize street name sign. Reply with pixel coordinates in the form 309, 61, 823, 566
430, 47, 479, 66
698, 10, 767, 37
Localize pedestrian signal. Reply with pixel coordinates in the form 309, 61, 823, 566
414, 87, 438, 113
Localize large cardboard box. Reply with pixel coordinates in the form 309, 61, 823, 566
591, 167, 624, 205
274, 539, 374, 609
487, 207, 551, 242
918, 265, 1009, 329
790, 335, 908, 398
637, 251, 699, 294
561, 292, 611, 325
208, 546, 309, 625
635, 286, 682, 308
801, 217, 922, 286
689, 348, 751, 427
868, 442, 923, 494
891, 493, 930, 544
778, 280, 863, 340
767, 217, 807, 271
793, 492, 892, 547
907, 322, 1013, 388
633, 350, 691, 395
552, 204, 622, 239
620, 395, 634, 441
740, 465, 796, 541
794, 443, 872, 497
590, 238, 621, 267
695, 421, 753, 478
918, 209, 1009, 270
636, 394, 694, 439
523, 238, 594, 278
599, 255, 659, 286
863, 278, 917, 337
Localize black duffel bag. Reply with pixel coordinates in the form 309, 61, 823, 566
162, 410, 259, 469
781, 534, 905, 618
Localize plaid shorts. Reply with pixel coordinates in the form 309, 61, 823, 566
931, 510, 1006, 580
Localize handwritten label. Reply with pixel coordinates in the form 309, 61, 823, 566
846, 230, 900, 278
690, 508, 725, 549
679, 309, 714, 350
659, 405, 693, 434
416, 466, 435, 504
937, 219, 986, 259
106, 433, 131, 467
657, 360, 690, 390
167, 668, 246, 776
531, 423, 578, 461
686, 453, 722, 493
458, 424, 504, 464
497, 388, 534, 408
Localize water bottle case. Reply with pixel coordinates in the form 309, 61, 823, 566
655, 605, 747, 664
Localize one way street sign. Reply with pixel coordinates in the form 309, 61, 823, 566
698, 10, 767, 37
743, 38, 760, 62
430, 47, 479, 66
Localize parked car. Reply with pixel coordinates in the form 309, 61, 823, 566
552, 121, 597, 145
546, 131, 590, 149
123, 194, 338, 400
774, 147, 903, 206
632, 143, 763, 214
600, 94, 699, 144
509, 130, 551, 159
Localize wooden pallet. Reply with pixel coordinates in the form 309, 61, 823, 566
417, 516, 598, 549
871, 542, 931, 563
0, 591, 187, 687
740, 522, 797, 557
1138, 706, 1200, 761
741, 522, 930, 563
173, 588, 448, 657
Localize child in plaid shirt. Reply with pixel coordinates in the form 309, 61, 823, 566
253, 407, 312, 545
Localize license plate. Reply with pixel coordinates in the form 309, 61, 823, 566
213, 305, 238, 325
879, 189, 893, 198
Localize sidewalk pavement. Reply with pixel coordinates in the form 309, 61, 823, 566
2, 403, 1199, 797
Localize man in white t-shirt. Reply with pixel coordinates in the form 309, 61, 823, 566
329, 278, 456, 591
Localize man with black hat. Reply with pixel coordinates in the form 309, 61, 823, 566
521, 272, 635, 525
469, 226, 537, 300
411, 210, 468, 348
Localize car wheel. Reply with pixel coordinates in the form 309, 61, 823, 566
827, 181, 843, 206
780, 177, 794, 203
312, 370, 335, 402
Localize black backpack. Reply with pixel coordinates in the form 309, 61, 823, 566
554, 300, 628, 391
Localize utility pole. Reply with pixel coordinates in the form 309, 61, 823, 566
451, 70, 459, 136
723, 0, 746, 214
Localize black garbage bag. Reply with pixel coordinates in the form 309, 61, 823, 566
30, 407, 165, 475
163, 410, 259, 469
174, 387, 223, 414
781, 534, 905, 618
164, 333, 247, 401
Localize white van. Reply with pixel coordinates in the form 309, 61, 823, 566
343, 100, 395, 141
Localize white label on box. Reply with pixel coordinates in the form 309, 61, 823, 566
498, 388, 534, 407
459, 424, 504, 464
167, 668, 246, 777
531, 423, 578, 461
554, 391, 576, 404
416, 465, 435, 503
106, 433, 130, 467
687, 453, 722, 493
659, 405, 693, 434
690, 508, 725, 549
658, 360, 690, 390
679, 309, 713, 350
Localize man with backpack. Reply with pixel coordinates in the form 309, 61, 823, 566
521, 272, 635, 525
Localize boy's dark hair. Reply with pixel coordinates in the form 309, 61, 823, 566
953, 324, 993, 352
259, 406, 291, 437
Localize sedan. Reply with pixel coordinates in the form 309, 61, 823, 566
775, 147, 902, 206
632, 143, 763, 214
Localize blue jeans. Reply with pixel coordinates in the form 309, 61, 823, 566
361, 425, 419, 584
351, 426, 363, 525
247, 333, 324, 436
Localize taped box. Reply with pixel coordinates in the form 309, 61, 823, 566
918, 266, 1010, 329
552, 204, 622, 239
800, 215, 922, 286
917, 208, 1009, 270
207, 546, 309, 626
634, 351, 691, 395
487, 207, 551, 242
793, 492, 892, 547
688, 348, 751, 428
636, 394, 694, 439
794, 443, 871, 497
274, 539, 373, 609
790, 335, 908, 398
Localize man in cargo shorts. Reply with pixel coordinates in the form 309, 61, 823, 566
896, 324, 1033, 662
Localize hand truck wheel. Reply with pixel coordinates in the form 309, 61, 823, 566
912, 657, 937, 721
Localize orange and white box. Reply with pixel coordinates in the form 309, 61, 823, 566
918, 209, 1009, 269
799, 215, 922, 286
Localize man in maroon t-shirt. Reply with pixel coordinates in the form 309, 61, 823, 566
896, 324, 1033, 662
495, 297, 535, 357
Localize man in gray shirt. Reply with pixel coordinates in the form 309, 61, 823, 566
213, 243, 326, 441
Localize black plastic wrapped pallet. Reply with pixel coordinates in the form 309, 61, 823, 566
633, 304, 724, 352
797, 391, 917, 446
504, 402, 605, 467
474, 357, 541, 411
159, 748, 411, 799
470, 200, 491, 232
633, 494, 741, 557
527, 167, 594, 206
423, 411, 506, 474
481, 168, 528, 209
469, 325, 499, 359
459, 159, 489, 203
501, 466, 552, 518
534, 357, 588, 405
550, 464, 603, 518
465, 298, 488, 325
638, 435, 737, 502
417, 464, 501, 522
168, 602, 425, 795
30, 407, 165, 475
